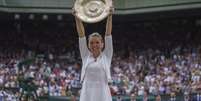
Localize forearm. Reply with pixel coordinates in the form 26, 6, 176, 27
105, 15, 112, 36
75, 17, 85, 37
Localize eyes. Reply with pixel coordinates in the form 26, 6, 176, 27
90, 41, 101, 45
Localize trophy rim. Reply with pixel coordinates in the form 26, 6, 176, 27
74, 0, 112, 23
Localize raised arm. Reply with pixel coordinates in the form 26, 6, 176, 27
74, 15, 85, 38
104, 7, 113, 59
105, 10, 113, 36
73, 9, 89, 59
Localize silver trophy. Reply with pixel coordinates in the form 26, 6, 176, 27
74, 0, 113, 23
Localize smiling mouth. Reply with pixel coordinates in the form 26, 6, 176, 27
92, 47, 98, 49
92, 49, 97, 51
91, 47, 100, 51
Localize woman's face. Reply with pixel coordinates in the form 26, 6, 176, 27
88, 36, 104, 54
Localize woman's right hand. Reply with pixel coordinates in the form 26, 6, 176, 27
72, 8, 76, 16
109, 6, 114, 15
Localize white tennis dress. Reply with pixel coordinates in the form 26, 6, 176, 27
79, 35, 113, 101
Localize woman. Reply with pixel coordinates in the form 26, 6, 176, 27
73, 7, 114, 101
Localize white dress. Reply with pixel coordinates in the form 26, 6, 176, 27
79, 36, 113, 101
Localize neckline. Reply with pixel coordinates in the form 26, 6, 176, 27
90, 52, 103, 61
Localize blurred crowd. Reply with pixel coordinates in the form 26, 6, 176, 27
0, 18, 201, 100
1, 42, 201, 98
110, 45, 201, 96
